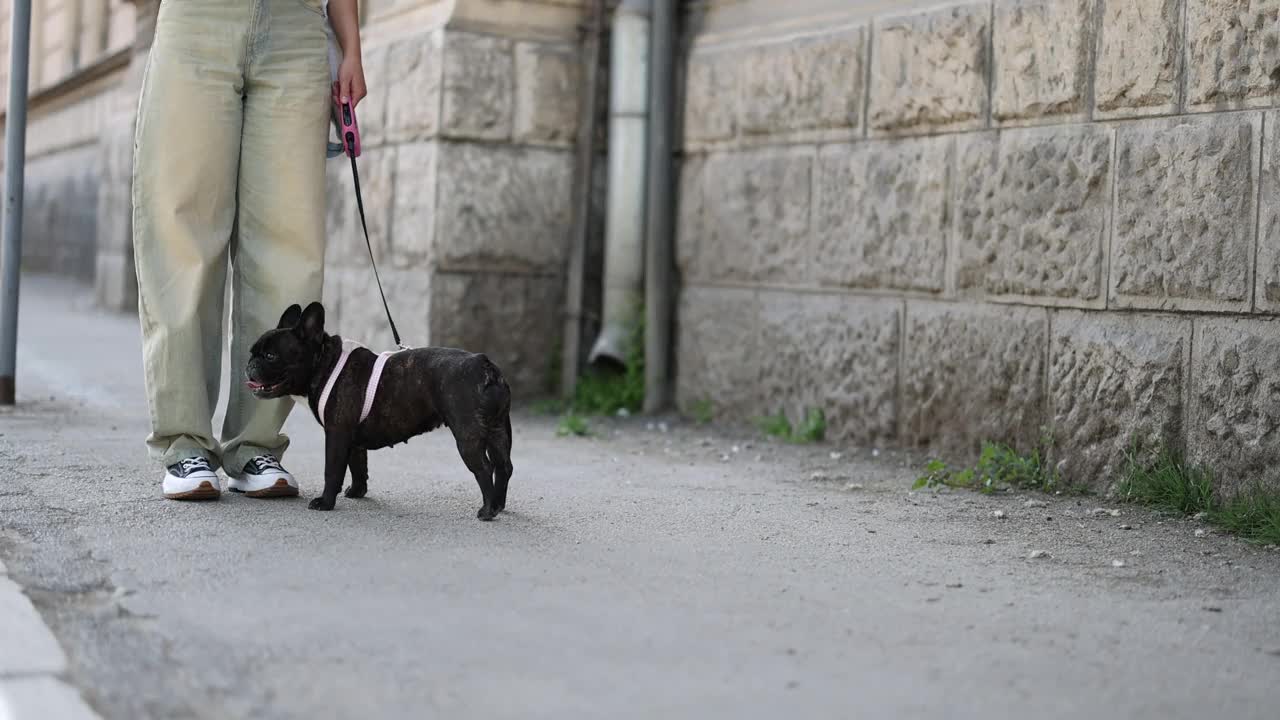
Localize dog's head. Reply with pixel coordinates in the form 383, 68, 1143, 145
245, 302, 328, 399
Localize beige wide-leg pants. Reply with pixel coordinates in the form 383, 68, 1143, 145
132, 0, 331, 475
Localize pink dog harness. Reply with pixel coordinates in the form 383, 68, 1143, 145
316, 339, 397, 426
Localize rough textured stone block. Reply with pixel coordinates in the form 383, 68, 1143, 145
902, 303, 1047, 455
22, 148, 99, 281
757, 292, 899, 444
95, 119, 133, 255
815, 137, 950, 293
95, 252, 136, 312
683, 50, 739, 145
1190, 318, 1280, 495
955, 126, 1111, 304
741, 28, 866, 138
1186, 0, 1280, 111
336, 267, 432, 350
992, 0, 1093, 124
675, 154, 707, 280
391, 142, 437, 269
1049, 312, 1189, 491
324, 161, 353, 269
1094, 0, 1182, 118
430, 272, 562, 394
675, 286, 759, 417
325, 146, 395, 266
1256, 110, 1280, 311
442, 32, 514, 141
1112, 115, 1258, 311
434, 143, 573, 273
364, 0, 421, 22
383, 35, 440, 144
320, 266, 349, 336
95, 118, 136, 310
691, 149, 813, 284
514, 42, 580, 146
24, 91, 109, 158
870, 4, 990, 135
352, 44, 389, 147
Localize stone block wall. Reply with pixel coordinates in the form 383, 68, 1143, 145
0, 0, 589, 403
22, 146, 100, 281
12, 81, 123, 286
0, 0, 135, 295
2, 0, 588, 397
676, 0, 1280, 494
320, 1, 586, 394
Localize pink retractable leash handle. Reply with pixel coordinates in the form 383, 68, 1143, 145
339, 101, 361, 158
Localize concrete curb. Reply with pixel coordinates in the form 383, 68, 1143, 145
0, 560, 103, 720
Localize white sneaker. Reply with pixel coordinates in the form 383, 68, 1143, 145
163, 457, 221, 500
228, 454, 299, 498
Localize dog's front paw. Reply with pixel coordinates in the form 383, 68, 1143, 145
308, 497, 336, 511
476, 505, 497, 521
344, 483, 367, 499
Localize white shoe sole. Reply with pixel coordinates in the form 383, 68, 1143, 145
166, 471, 224, 499
228, 476, 299, 498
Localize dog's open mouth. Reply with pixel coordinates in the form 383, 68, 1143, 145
245, 379, 284, 395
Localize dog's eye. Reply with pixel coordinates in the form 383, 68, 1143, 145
264, 352, 278, 362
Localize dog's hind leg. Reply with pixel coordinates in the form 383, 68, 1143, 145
488, 415, 513, 513
455, 434, 497, 521
345, 447, 369, 499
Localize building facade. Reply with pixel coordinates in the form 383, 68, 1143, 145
3, 0, 1278, 494
677, 0, 1280, 495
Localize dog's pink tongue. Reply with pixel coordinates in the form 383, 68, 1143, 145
246, 380, 264, 390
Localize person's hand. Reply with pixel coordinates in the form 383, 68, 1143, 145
333, 55, 367, 109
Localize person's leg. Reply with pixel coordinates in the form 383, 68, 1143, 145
221, 0, 331, 495
132, 0, 250, 498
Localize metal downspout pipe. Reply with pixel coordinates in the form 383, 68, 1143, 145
587, 0, 650, 370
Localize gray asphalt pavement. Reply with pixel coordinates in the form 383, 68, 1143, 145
2, 276, 1279, 720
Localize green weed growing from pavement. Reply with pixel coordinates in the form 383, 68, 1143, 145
757, 408, 826, 444
687, 398, 714, 425
556, 412, 592, 438
921, 435, 1280, 546
1116, 442, 1280, 546
1211, 489, 1280, 546
914, 433, 1073, 495
1114, 443, 1215, 515
552, 309, 644, 438
569, 310, 644, 416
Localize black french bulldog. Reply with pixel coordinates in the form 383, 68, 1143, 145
244, 302, 514, 519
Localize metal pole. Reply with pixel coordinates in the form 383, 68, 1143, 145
642, 0, 673, 413
0, 0, 32, 405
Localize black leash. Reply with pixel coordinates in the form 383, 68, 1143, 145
335, 101, 405, 349
346, 150, 403, 349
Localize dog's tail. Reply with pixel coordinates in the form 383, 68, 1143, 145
477, 354, 514, 509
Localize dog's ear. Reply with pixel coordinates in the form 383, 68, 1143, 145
277, 304, 303, 329
298, 302, 326, 340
